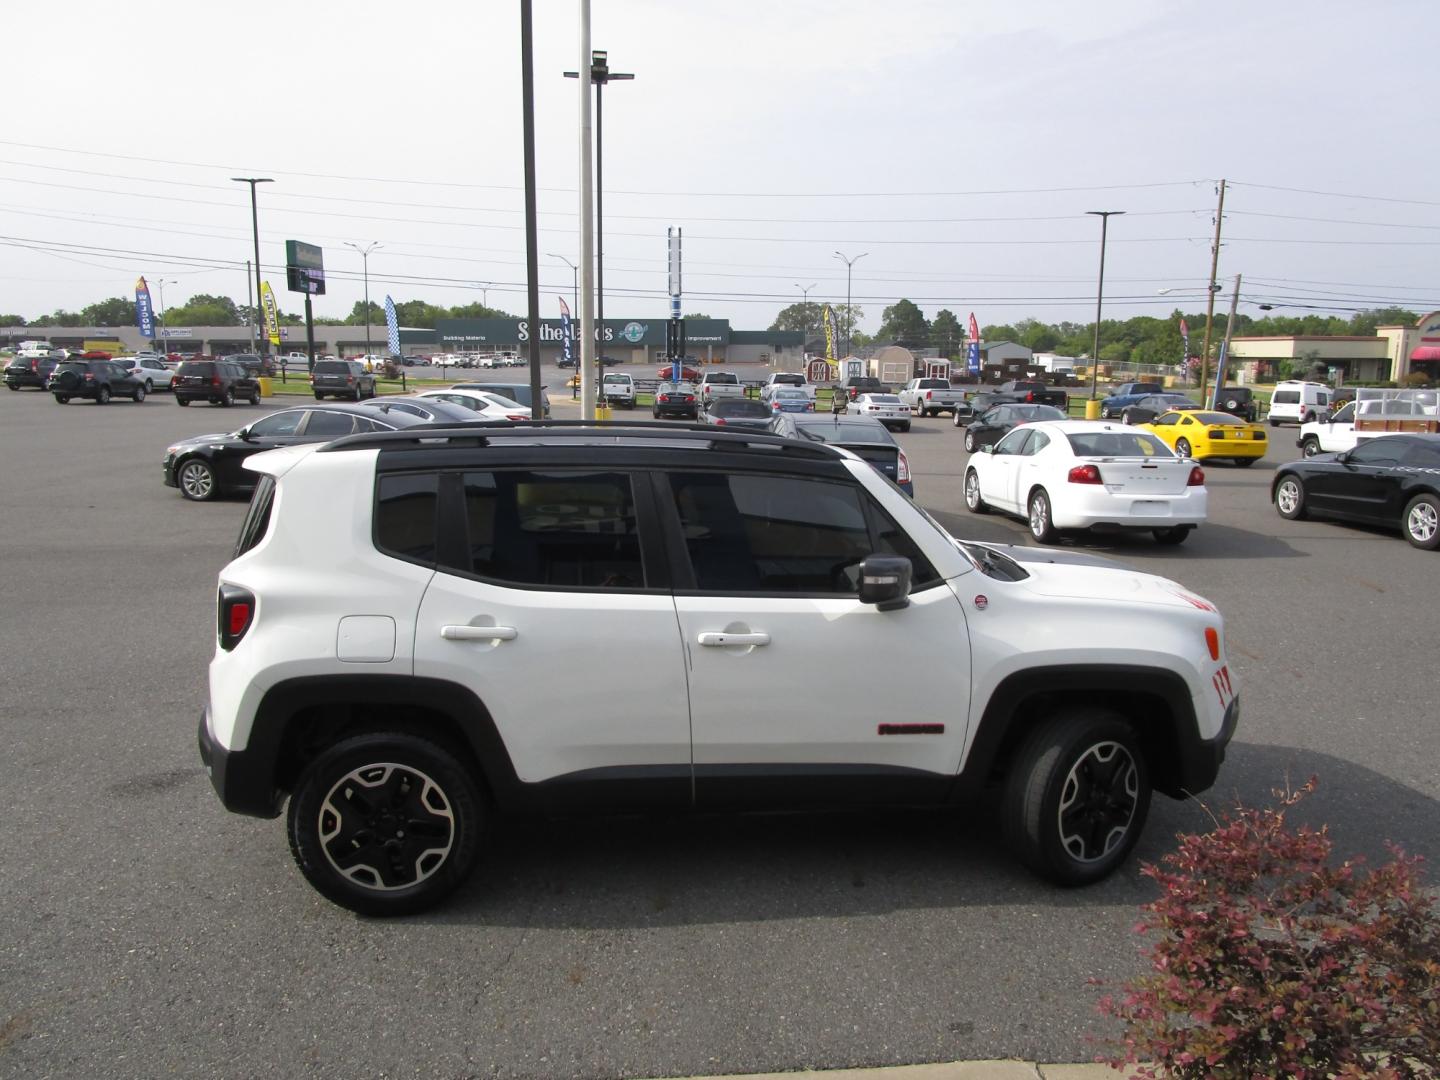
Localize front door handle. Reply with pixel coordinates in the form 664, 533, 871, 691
697, 631, 770, 647
441, 624, 518, 642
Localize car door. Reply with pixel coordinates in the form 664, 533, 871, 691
213, 409, 310, 487
1009, 428, 1051, 509
413, 468, 692, 809
1306, 438, 1405, 520
662, 469, 969, 808
985, 427, 1032, 512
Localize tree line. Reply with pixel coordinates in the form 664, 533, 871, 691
0, 297, 513, 330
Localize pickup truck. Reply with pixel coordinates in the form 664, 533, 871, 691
761, 372, 816, 400
697, 370, 746, 405
988, 380, 1069, 411
601, 372, 636, 409
1099, 382, 1166, 419
1296, 393, 1438, 456
898, 377, 967, 418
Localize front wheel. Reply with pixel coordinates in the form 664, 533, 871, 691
249, 392, 260, 405
963, 429, 977, 453
177, 458, 217, 501
964, 469, 988, 514
1274, 476, 1307, 520
1120, 409, 1134, 425
54, 395, 69, 404
287, 732, 484, 917
96, 386, 111, 405
176, 397, 191, 406
1403, 493, 1440, 550
1028, 488, 1058, 544
1003, 710, 1151, 885
1301, 436, 1320, 457
1152, 526, 1192, 545
143, 379, 153, 392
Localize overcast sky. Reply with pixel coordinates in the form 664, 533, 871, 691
5, 0, 1438, 333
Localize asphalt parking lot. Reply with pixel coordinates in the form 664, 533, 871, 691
1, 380, 1437, 1080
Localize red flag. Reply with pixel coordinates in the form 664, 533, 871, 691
1179, 318, 1190, 337
968, 312, 980, 342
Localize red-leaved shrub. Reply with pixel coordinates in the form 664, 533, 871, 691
1097, 779, 1439, 1079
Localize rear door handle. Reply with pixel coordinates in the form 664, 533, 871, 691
441, 624, 518, 641
697, 632, 770, 647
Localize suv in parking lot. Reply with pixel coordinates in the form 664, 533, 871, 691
5, 351, 61, 391
50, 360, 148, 404
174, 359, 261, 407
198, 422, 1238, 916
311, 359, 377, 401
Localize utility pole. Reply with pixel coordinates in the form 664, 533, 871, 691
345, 241, 381, 360
244, 262, 255, 350
520, 0, 543, 418
1213, 272, 1242, 409
833, 252, 867, 357
231, 177, 272, 356
573, 1, 597, 418
1199, 178, 1227, 397
1086, 210, 1125, 402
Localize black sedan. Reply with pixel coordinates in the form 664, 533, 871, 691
960, 403, 1067, 453
770, 413, 912, 496
1120, 394, 1201, 425
653, 383, 699, 420
702, 398, 774, 430
1272, 434, 1440, 549
163, 403, 426, 501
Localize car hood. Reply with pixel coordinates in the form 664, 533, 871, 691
168, 431, 238, 451
973, 542, 1218, 611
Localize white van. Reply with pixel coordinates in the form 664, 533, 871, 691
1268, 381, 1331, 426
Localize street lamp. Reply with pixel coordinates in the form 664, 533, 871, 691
832, 252, 868, 357
796, 282, 817, 348
1085, 210, 1125, 402
566, 50, 633, 371
344, 241, 381, 360
231, 177, 273, 355
548, 254, 579, 315
154, 278, 178, 356
474, 281, 492, 310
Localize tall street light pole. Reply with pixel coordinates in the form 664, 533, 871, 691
231, 177, 273, 355
567, 49, 632, 384
345, 241, 381, 359
1085, 210, 1125, 403
549, 254, 579, 315
155, 278, 177, 357
796, 281, 817, 350
833, 252, 867, 357
474, 281, 492, 310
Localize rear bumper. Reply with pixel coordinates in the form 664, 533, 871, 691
1054, 486, 1207, 529
198, 708, 283, 819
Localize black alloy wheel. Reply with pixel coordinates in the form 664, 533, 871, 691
221, 388, 235, 407
287, 732, 483, 917
1003, 709, 1151, 885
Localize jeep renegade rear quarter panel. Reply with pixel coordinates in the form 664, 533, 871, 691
208, 446, 435, 754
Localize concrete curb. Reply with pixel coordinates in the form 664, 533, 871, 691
661, 1062, 1134, 1080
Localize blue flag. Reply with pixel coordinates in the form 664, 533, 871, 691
558, 297, 574, 367
384, 295, 400, 357
135, 277, 155, 339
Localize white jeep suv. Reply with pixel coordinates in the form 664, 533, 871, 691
198, 423, 1239, 915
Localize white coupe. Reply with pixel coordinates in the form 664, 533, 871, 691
964, 420, 1207, 545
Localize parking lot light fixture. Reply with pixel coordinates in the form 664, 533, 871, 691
344, 242, 382, 361
1085, 211, 1124, 400
231, 178, 273, 355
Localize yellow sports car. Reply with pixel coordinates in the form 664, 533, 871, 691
1137, 409, 1268, 465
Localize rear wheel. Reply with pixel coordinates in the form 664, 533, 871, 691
143, 379, 153, 392
287, 732, 484, 917
220, 388, 235, 407
54, 395, 69, 404
1275, 476, 1307, 520
96, 386, 111, 405
1235, 457, 1258, 467
1403, 493, 1440, 550
1152, 526, 1192, 545
1121, 409, 1135, 425
177, 397, 191, 406
133, 385, 146, 402
249, 391, 260, 405
964, 469, 988, 514
1028, 488, 1058, 544
1003, 710, 1151, 885
1175, 437, 1193, 458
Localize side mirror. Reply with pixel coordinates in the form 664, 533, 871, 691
978, 443, 995, 454
858, 555, 912, 611
238, 426, 253, 441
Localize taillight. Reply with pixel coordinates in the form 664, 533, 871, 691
926, 390, 933, 400
772, 401, 782, 410
218, 584, 255, 651
685, 395, 695, 403
897, 450, 911, 484
346, 375, 355, 384
211, 375, 221, 386
1067, 464, 1103, 484
806, 402, 815, 411
505, 413, 527, 421
1025, 391, 1035, 402
84, 372, 94, 381
714, 417, 726, 425
1188, 466, 1205, 486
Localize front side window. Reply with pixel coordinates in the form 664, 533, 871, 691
668, 473, 873, 594
994, 429, 1031, 456
1347, 440, 1402, 467
248, 411, 304, 437
461, 471, 644, 589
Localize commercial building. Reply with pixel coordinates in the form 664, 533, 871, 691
1227, 310, 1440, 383
0, 324, 438, 357
435, 318, 803, 366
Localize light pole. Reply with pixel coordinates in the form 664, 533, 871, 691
1085, 210, 1124, 402
549, 254, 579, 314
474, 281, 492, 310
231, 177, 273, 356
344, 241, 381, 359
832, 252, 867, 357
567, 49, 633, 378
796, 282, 817, 353
154, 278, 177, 356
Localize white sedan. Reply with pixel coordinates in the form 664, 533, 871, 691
416, 388, 532, 421
964, 420, 1207, 545
851, 393, 912, 431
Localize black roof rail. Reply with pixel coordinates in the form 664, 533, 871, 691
318, 419, 845, 461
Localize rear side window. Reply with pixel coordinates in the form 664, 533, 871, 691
459, 471, 644, 589
375, 474, 440, 564
234, 476, 276, 558
313, 361, 346, 375
303, 411, 358, 437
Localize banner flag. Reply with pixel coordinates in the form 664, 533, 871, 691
558, 296, 574, 368
260, 282, 282, 347
384, 295, 401, 356
134, 277, 155, 339
823, 304, 837, 362
966, 311, 981, 375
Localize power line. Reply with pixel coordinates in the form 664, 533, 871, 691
1230, 180, 1440, 209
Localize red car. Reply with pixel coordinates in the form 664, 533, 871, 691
656, 364, 702, 381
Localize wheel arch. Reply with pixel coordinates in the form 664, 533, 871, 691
956, 665, 1204, 800
219, 675, 523, 818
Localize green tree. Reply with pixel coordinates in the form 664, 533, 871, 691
0, 314, 26, 326
931, 309, 963, 356
345, 300, 386, 325
982, 323, 1020, 343
683, 312, 711, 319
165, 294, 241, 326
1348, 307, 1417, 336
81, 297, 137, 327
390, 300, 450, 329
46, 310, 86, 326
876, 299, 929, 348
1015, 318, 1060, 353
769, 301, 823, 335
